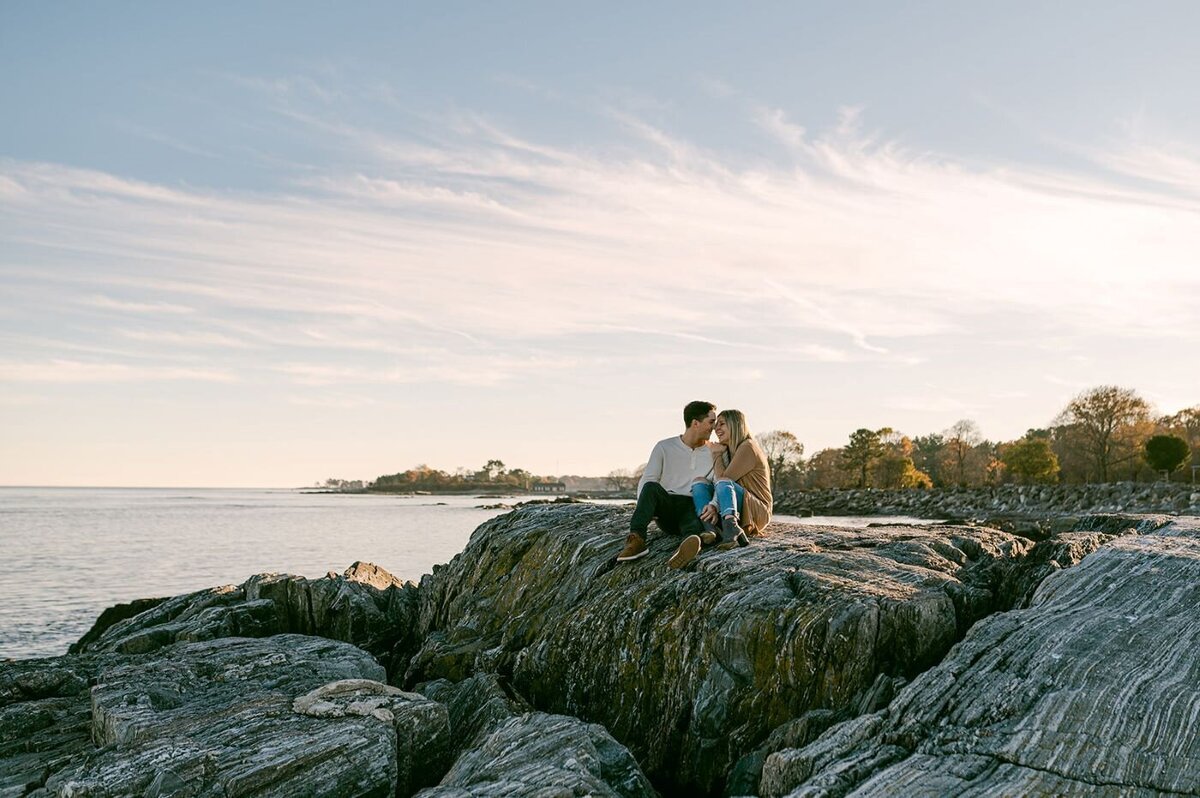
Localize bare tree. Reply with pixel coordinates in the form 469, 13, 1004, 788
943, 419, 982, 487
1055, 386, 1153, 482
605, 468, 638, 493
758, 430, 805, 490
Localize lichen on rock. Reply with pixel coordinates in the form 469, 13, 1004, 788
406, 504, 1047, 795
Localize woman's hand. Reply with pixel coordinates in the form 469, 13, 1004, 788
708, 442, 727, 456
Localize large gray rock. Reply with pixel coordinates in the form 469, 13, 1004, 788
1, 656, 99, 798
406, 504, 1042, 795
73, 562, 421, 675
763, 517, 1200, 797
293, 679, 453, 796
415, 712, 657, 798
43, 636, 397, 797
413, 672, 655, 797
2, 635, 453, 797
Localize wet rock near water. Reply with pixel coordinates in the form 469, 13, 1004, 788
71, 561, 421, 675
761, 516, 1200, 797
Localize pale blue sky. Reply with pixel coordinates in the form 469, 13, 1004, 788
2, 3, 1198, 486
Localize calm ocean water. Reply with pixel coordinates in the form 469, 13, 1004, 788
0, 487, 929, 660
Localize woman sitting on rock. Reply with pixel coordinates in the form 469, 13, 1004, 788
668, 409, 772, 568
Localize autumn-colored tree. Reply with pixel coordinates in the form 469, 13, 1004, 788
759, 429, 806, 490
806, 448, 850, 489
873, 431, 932, 489
1144, 435, 1190, 479
1054, 386, 1153, 482
1002, 437, 1060, 484
874, 453, 934, 489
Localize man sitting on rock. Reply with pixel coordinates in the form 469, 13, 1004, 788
616, 400, 716, 563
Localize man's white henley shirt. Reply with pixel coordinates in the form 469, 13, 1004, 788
637, 436, 714, 497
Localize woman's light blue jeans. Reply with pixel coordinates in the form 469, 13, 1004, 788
691, 479, 744, 520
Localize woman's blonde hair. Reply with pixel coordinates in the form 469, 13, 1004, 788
719, 409, 751, 463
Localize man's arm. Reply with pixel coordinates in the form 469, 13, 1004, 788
636, 441, 665, 498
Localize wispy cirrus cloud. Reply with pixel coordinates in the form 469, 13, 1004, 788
2, 100, 1199, 402
82, 295, 195, 315
0, 360, 237, 383
116, 329, 256, 349
274, 349, 581, 387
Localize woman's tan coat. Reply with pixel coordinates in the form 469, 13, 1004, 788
712, 437, 772, 534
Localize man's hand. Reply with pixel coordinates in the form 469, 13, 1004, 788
700, 504, 719, 524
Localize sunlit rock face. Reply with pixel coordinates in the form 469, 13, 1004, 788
762, 517, 1200, 797
407, 504, 1043, 795
71, 561, 421, 668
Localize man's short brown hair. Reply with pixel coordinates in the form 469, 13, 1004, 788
683, 400, 716, 428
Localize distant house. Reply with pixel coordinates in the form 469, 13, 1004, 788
531, 481, 567, 494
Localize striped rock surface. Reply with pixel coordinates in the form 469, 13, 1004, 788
406, 504, 1045, 796
763, 517, 1200, 797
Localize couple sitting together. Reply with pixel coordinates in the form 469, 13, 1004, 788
617, 400, 772, 569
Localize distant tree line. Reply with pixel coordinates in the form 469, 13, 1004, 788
609, 387, 1198, 491
371, 459, 554, 492
800, 387, 1196, 489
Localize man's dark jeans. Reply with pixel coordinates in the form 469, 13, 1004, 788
631, 482, 703, 537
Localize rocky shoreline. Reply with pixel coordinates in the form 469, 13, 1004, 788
4, 506, 1198, 796
775, 481, 1200, 522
